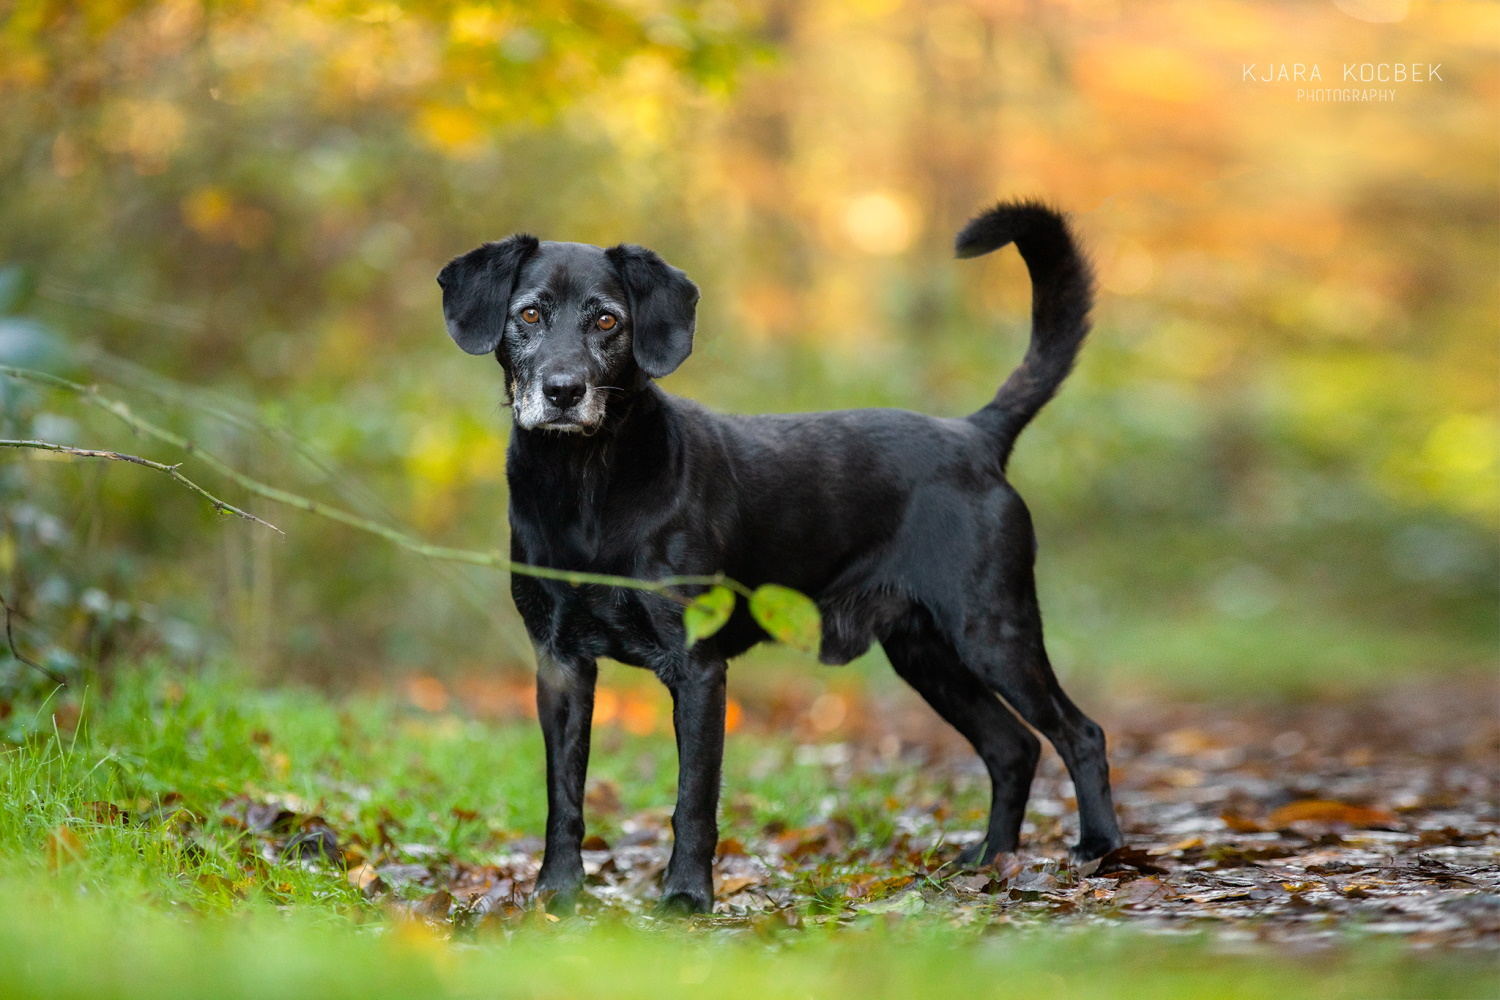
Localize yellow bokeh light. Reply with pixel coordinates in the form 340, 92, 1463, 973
842, 191, 915, 256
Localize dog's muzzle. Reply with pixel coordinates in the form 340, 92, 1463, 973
513, 379, 606, 433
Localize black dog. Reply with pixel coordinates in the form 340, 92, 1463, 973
438, 201, 1124, 915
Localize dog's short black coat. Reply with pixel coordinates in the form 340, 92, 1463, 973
438, 202, 1124, 914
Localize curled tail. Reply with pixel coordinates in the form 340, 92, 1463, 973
955, 200, 1094, 470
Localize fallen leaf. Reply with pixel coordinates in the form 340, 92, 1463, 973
1266, 800, 1398, 830
1220, 810, 1266, 833
45, 827, 84, 869
83, 801, 131, 825
348, 863, 382, 892
1088, 846, 1169, 876
1416, 827, 1465, 846
1207, 843, 1298, 867
716, 875, 761, 897
281, 827, 341, 864
864, 875, 915, 898
1012, 868, 1061, 892
1112, 877, 1176, 907
415, 889, 454, 920
584, 780, 622, 816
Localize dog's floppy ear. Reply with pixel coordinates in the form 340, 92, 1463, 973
437, 234, 539, 355
605, 244, 700, 379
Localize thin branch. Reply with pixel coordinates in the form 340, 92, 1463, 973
0, 365, 736, 601
75, 345, 538, 662
0, 593, 66, 687
0, 439, 282, 533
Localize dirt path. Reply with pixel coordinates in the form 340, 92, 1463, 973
212, 674, 1500, 948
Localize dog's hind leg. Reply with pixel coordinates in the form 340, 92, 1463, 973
533, 648, 599, 913
884, 621, 1040, 868
657, 650, 729, 916
962, 594, 1124, 869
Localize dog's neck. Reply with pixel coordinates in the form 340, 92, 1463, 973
506, 381, 674, 568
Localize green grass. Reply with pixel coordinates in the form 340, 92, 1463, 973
0, 887, 1490, 1000
0, 665, 1493, 999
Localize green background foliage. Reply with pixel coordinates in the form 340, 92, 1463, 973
0, 0, 1493, 695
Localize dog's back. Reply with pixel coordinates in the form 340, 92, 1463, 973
652, 202, 1096, 660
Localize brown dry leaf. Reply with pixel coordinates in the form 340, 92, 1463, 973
989, 853, 1025, 882
584, 780, 622, 816
1220, 810, 1266, 833
1092, 846, 1169, 876
865, 874, 916, 898
415, 889, 453, 920
1184, 889, 1256, 903
1207, 843, 1298, 867
83, 801, 131, 825
1266, 800, 1398, 829
715, 837, 747, 857
1113, 877, 1176, 907
580, 834, 609, 851
1160, 728, 1219, 755
348, 863, 381, 891
958, 874, 995, 893
45, 826, 84, 869
1416, 827, 1467, 846
716, 875, 762, 898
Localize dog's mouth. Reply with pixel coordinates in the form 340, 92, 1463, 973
535, 414, 599, 434
511, 380, 607, 434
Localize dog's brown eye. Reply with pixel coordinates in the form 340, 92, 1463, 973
597, 314, 616, 331
521, 308, 540, 324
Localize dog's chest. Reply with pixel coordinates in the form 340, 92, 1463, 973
513, 573, 678, 669
509, 490, 686, 669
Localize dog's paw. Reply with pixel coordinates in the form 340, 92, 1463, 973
1067, 836, 1126, 877
955, 840, 993, 869
532, 886, 579, 917
533, 869, 584, 915
654, 891, 713, 918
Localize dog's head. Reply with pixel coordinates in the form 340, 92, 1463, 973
438, 236, 699, 434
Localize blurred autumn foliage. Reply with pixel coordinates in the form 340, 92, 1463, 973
0, 0, 1493, 688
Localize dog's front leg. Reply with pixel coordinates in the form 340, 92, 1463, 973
533, 648, 597, 913
657, 652, 728, 916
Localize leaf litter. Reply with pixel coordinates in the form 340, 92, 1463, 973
82, 674, 1496, 951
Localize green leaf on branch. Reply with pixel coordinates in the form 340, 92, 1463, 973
748, 584, 821, 654
683, 585, 736, 647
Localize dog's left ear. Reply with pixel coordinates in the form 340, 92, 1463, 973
437, 234, 539, 355
606, 244, 699, 378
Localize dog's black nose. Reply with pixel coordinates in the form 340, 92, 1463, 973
542, 375, 586, 410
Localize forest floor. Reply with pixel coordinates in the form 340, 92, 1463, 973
0, 664, 1494, 998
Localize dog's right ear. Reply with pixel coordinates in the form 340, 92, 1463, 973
605, 244, 699, 379
437, 234, 539, 355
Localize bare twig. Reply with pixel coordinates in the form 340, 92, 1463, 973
0, 439, 281, 533
0, 365, 737, 601
76, 344, 538, 661
0, 594, 66, 687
